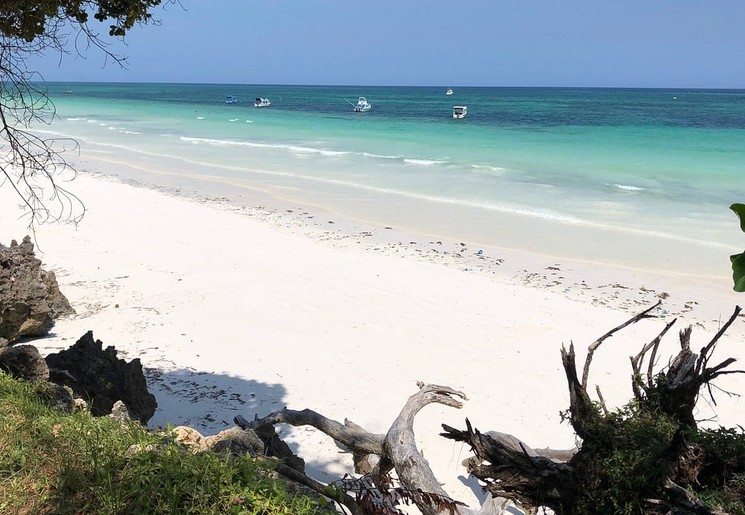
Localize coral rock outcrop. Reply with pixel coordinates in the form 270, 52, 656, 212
0, 236, 74, 342
45, 331, 157, 424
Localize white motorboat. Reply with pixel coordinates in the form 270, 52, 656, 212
353, 97, 372, 112
254, 97, 271, 108
446, 88, 454, 95
452, 105, 467, 119
225, 95, 238, 104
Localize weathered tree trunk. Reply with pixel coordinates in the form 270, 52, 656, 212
441, 419, 577, 512
238, 383, 513, 514
630, 306, 743, 427
382, 384, 475, 515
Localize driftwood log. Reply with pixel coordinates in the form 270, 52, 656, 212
237, 383, 516, 514
235, 303, 743, 514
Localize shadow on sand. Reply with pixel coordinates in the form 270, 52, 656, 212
145, 367, 288, 434
144, 366, 355, 486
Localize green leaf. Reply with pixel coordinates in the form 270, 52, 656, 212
730, 204, 745, 233
731, 252, 745, 292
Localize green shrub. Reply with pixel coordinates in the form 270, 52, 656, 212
571, 399, 680, 514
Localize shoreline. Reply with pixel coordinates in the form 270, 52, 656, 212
71, 152, 743, 324
33, 135, 744, 279
2, 169, 744, 511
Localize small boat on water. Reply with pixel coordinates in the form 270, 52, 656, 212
353, 97, 372, 112
446, 88, 454, 95
225, 95, 238, 104
254, 97, 271, 108
452, 105, 467, 119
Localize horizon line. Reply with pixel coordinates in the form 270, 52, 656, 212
38, 80, 745, 92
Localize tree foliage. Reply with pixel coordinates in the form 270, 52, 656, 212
0, 1, 162, 41
730, 203, 745, 292
0, 1, 167, 228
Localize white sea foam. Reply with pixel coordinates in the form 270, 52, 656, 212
179, 136, 350, 157
614, 184, 646, 192
181, 136, 238, 146
66, 117, 85, 121
361, 152, 401, 160
289, 146, 349, 157
472, 164, 507, 174
180, 137, 448, 165
123, 130, 141, 135
403, 158, 446, 166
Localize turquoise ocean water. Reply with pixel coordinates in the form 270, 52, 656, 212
35, 83, 745, 275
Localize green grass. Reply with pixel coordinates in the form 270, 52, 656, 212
0, 371, 333, 514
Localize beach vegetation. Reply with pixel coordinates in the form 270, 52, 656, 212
0, 370, 332, 514
730, 203, 745, 292
441, 303, 745, 514
561, 307, 745, 514
0, 1, 173, 229
567, 386, 745, 514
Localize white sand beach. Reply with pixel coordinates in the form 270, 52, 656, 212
1, 165, 744, 511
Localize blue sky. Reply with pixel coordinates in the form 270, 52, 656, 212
30, 0, 745, 88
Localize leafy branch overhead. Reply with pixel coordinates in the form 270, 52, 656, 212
730, 203, 745, 292
0, 1, 163, 41
0, 1, 171, 228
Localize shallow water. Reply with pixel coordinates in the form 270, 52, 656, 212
33, 83, 745, 276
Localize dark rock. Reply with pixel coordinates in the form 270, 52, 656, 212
0, 344, 49, 381
45, 331, 157, 424
0, 236, 74, 342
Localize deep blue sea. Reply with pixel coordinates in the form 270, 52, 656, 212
35, 83, 745, 275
